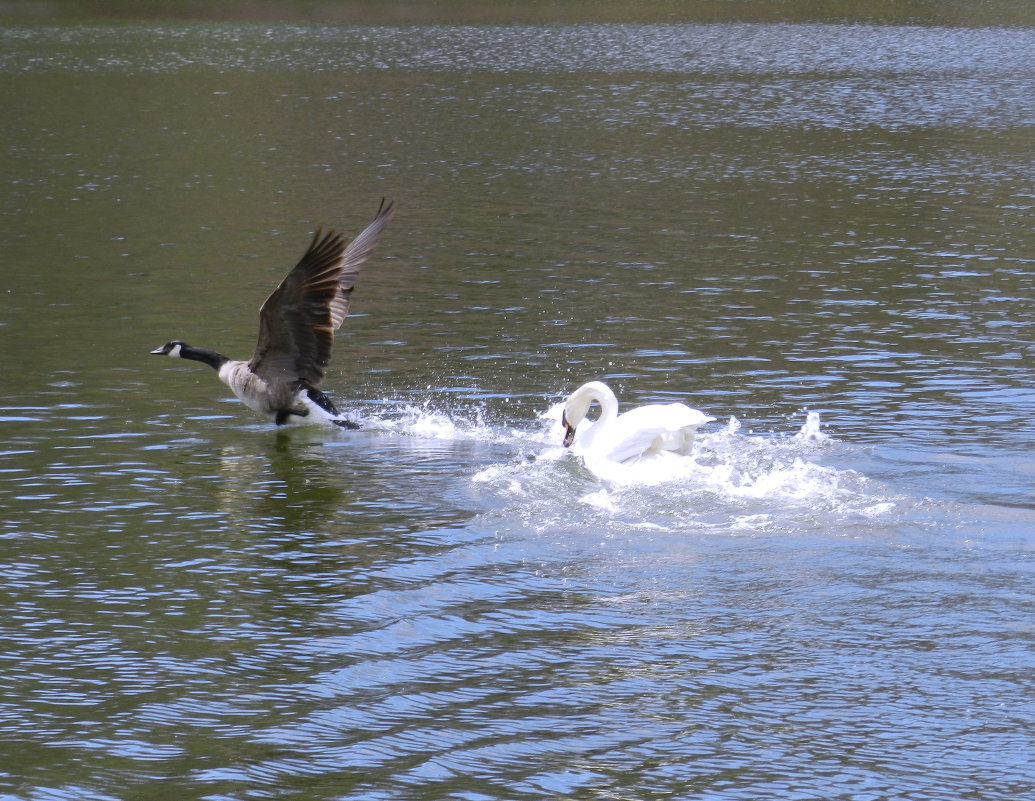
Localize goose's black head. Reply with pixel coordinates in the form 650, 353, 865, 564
151, 340, 188, 357
150, 340, 228, 371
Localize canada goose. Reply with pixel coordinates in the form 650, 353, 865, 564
561, 380, 714, 465
151, 199, 395, 427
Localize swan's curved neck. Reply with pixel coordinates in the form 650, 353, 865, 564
568, 381, 619, 424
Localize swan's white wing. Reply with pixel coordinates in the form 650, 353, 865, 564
667, 403, 715, 429
602, 403, 714, 463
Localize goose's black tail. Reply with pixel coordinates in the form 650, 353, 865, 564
306, 385, 361, 429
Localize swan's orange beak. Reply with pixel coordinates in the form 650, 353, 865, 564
561, 412, 576, 447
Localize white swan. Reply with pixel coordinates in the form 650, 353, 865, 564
561, 381, 714, 465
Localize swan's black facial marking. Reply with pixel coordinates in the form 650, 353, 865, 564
561, 411, 576, 447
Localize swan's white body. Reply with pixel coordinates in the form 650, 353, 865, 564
561, 381, 714, 465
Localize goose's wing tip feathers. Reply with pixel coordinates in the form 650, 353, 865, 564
325, 198, 396, 333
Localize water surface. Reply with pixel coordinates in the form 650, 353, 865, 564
1, 16, 1033, 801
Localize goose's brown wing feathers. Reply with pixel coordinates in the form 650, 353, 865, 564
248, 199, 395, 387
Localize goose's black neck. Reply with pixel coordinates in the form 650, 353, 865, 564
180, 344, 230, 371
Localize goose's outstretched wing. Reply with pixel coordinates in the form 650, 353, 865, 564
249, 199, 395, 387
328, 198, 395, 331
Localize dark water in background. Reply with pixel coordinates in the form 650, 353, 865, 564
1, 14, 1034, 801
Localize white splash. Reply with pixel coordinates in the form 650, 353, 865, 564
365, 404, 498, 442
579, 489, 618, 512
356, 399, 891, 532
796, 410, 827, 442
490, 404, 889, 529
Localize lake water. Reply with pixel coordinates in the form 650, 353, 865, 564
1, 11, 1034, 801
